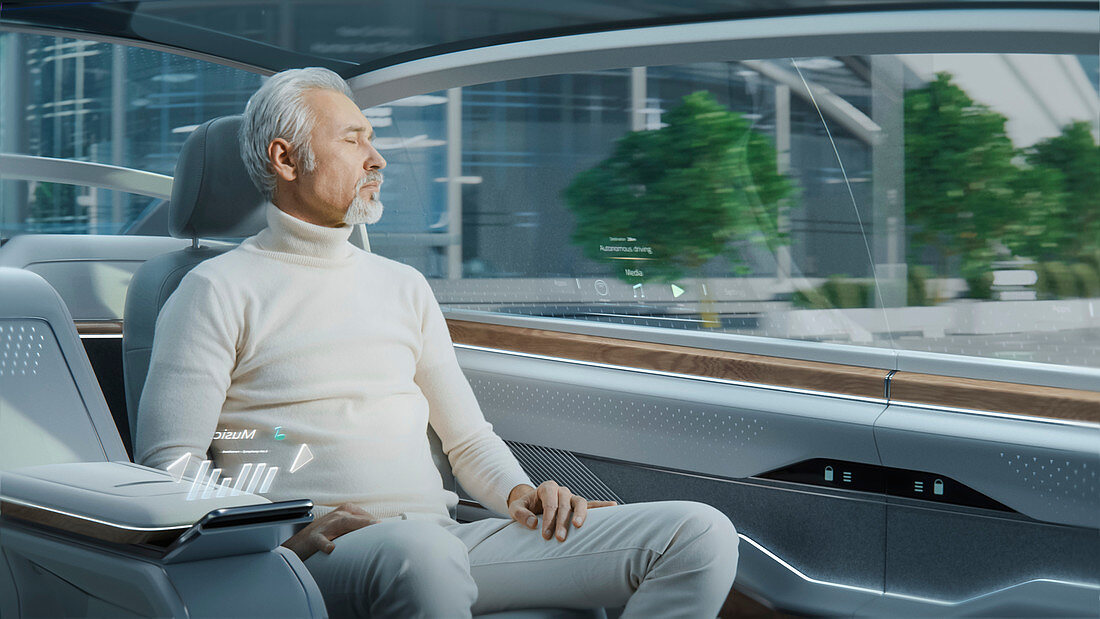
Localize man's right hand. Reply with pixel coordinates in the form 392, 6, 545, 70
282, 503, 378, 561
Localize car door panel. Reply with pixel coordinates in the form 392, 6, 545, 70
457, 348, 886, 480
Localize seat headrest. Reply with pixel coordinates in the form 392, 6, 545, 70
170, 115, 267, 239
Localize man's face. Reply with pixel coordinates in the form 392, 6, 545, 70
294, 89, 386, 227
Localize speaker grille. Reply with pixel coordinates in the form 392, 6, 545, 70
506, 440, 623, 504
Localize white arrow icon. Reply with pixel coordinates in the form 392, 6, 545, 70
671, 284, 685, 298
167, 452, 191, 483
290, 444, 314, 473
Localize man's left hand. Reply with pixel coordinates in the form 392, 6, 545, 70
507, 481, 617, 542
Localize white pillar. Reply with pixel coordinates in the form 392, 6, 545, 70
111, 44, 126, 228
871, 56, 906, 307
446, 87, 463, 280
775, 83, 791, 284
630, 67, 647, 132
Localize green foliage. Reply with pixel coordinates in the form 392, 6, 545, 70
1001, 164, 1068, 262
904, 73, 1018, 274
904, 74, 1098, 281
1024, 121, 1100, 261
31, 182, 79, 224
821, 276, 860, 309
1036, 261, 1100, 299
907, 265, 931, 305
564, 91, 796, 282
791, 287, 825, 309
1070, 262, 1100, 298
793, 275, 874, 309
1036, 262, 1077, 299
964, 271, 994, 300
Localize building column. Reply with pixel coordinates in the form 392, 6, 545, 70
111, 44, 127, 229
775, 83, 792, 284
445, 87, 463, 279
630, 67, 646, 132
871, 55, 906, 307
0, 33, 30, 232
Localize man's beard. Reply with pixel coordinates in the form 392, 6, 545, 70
343, 174, 384, 225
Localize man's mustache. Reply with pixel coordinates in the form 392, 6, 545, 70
357, 171, 384, 190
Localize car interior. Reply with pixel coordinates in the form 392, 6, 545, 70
0, 1, 1098, 617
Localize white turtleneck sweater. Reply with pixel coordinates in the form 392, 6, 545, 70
135, 203, 532, 522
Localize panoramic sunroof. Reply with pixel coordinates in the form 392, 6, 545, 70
0, 1, 1086, 77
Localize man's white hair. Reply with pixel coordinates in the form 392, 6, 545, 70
239, 67, 354, 201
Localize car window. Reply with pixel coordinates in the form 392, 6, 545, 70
0, 32, 262, 238
370, 53, 1099, 370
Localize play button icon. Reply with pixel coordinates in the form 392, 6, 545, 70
290, 444, 314, 473
671, 284, 685, 298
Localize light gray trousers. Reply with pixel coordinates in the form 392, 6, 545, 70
303, 500, 739, 618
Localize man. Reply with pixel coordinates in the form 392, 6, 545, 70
136, 67, 738, 618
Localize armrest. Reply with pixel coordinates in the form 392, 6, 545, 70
0, 461, 307, 553
1, 463, 326, 617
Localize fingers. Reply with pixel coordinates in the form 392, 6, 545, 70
306, 503, 377, 557
315, 531, 336, 555
510, 500, 539, 529
521, 483, 618, 541
571, 495, 588, 528
324, 509, 377, 540
553, 487, 575, 541
282, 503, 381, 561
506, 486, 540, 529
538, 481, 559, 540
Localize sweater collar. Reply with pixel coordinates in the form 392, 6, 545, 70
256, 202, 354, 261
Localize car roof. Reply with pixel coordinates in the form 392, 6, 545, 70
1, 0, 1090, 78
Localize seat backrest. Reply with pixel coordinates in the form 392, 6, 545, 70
122, 115, 457, 508
122, 115, 265, 444
122, 245, 235, 434
0, 267, 128, 471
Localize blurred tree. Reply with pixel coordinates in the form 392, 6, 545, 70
1023, 121, 1100, 260
903, 72, 1020, 276
564, 91, 795, 283
30, 182, 79, 231
1000, 163, 1067, 262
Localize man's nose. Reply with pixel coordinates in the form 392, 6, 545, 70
365, 145, 386, 170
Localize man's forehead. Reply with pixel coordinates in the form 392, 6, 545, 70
307, 89, 370, 130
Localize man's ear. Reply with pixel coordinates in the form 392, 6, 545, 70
268, 138, 297, 182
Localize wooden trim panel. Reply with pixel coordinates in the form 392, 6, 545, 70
890, 372, 1100, 424
447, 319, 1100, 424
1, 500, 184, 545
74, 320, 123, 335
446, 319, 888, 400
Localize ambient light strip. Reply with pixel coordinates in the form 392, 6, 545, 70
737, 533, 1098, 606
0, 496, 190, 533
888, 399, 1100, 430
737, 534, 882, 597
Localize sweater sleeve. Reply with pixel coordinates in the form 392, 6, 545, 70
411, 272, 533, 517
134, 271, 238, 476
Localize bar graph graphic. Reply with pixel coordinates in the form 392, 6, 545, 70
179, 458, 280, 501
